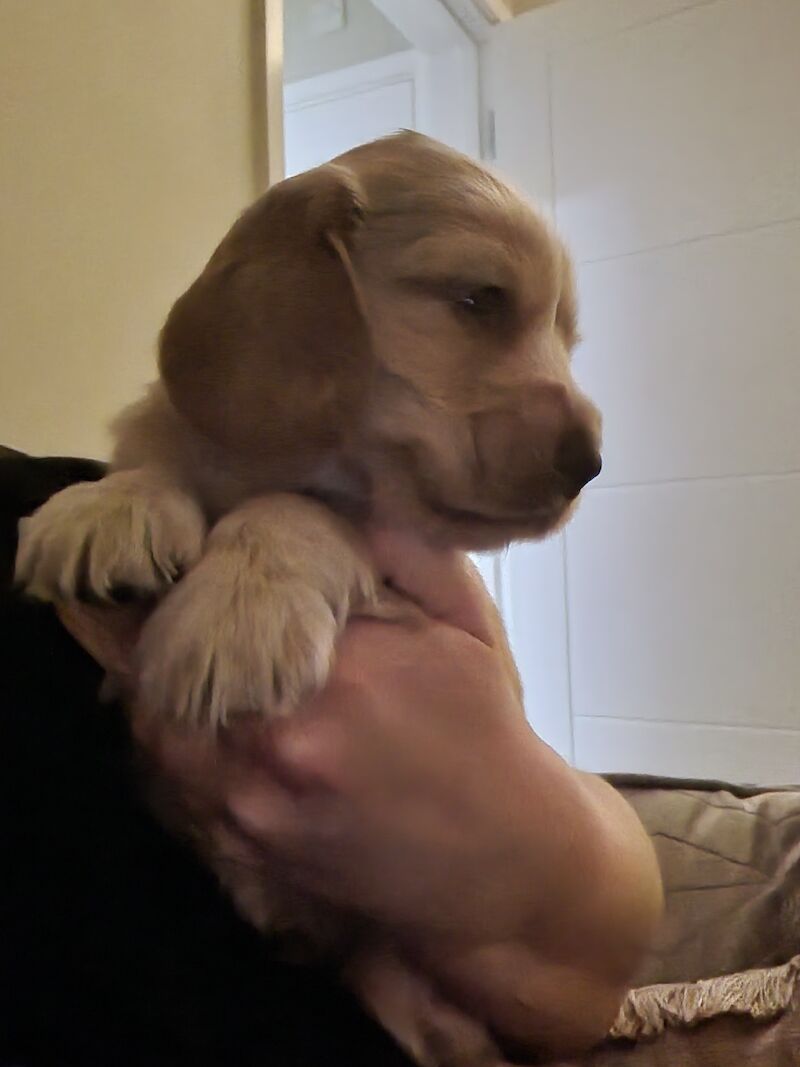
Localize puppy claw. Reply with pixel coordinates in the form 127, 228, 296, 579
14, 474, 206, 605
136, 568, 341, 728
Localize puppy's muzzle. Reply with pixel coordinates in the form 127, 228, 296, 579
554, 425, 602, 499
473, 381, 602, 511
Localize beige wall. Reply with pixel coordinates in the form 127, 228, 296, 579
0, 0, 265, 459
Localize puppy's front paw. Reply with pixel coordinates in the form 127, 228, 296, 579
15, 472, 206, 603
137, 562, 343, 727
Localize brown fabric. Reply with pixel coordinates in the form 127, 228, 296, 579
555, 986, 800, 1067
611, 956, 800, 1039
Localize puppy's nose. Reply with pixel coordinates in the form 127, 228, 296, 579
555, 427, 602, 498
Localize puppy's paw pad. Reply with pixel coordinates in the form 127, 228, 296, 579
15, 476, 205, 603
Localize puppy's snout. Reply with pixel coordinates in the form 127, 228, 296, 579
555, 426, 602, 498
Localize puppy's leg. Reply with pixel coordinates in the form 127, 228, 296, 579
15, 469, 206, 603
136, 494, 376, 727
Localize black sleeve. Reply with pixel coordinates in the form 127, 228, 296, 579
0, 451, 411, 1067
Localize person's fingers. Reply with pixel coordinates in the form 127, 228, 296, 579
226, 779, 306, 845
367, 531, 519, 689
238, 670, 370, 793
132, 712, 225, 800
367, 528, 495, 646
57, 601, 149, 676
134, 712, 302, 845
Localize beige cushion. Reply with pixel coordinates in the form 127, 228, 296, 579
558, 775, 800, 1066
614, 775, 800, 985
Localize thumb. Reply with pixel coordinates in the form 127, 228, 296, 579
367, 528, 496, 647
57, 601, 148, 677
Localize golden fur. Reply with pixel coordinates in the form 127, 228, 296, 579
16, 132, 602, 1066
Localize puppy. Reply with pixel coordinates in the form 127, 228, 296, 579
16, 132, 602, 1064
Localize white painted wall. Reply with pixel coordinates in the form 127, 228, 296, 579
484, 0, 800, 784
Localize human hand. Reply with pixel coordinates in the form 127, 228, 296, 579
130, 530, 547, 947
58, 531, 662, 1054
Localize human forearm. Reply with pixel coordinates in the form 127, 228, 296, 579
413, 747, 663, 1056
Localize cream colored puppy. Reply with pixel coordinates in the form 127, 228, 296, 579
16, 132, 602, 1064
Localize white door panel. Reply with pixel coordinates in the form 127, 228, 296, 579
285, 73, 415, 176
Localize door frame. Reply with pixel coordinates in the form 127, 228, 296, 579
262, 0, 285, 186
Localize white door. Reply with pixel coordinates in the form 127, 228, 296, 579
284, 53, 418, 177
282, 0, 481, 177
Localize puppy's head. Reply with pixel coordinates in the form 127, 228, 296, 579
340, 134, 601, 548
160, 132, 601, 549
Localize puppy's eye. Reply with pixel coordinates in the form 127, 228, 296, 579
454, 285, 507, 317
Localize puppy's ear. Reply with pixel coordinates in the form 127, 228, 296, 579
159, 163, 371, 464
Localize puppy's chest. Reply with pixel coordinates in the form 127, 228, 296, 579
188, 452, 371, 529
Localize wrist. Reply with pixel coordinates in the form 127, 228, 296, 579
424, 940, 624, 1058
453, 735, 662, 981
